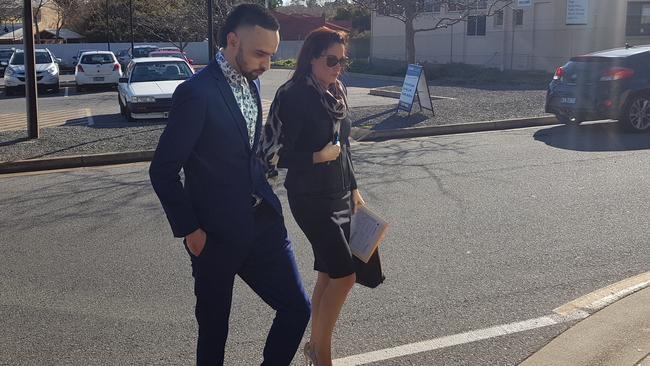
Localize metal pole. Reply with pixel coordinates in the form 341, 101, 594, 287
23, 0, 38, 139
207, 0, 215, 61
265, 0, 269, 8
130, 0, 135, 51
510, 9, 515, 70
450, 24, 453, 63
106, 0, 110, 51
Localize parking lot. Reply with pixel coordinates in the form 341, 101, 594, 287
0, 69, 396, 133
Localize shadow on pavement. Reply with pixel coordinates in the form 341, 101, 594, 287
533, 121, 650, 152
63, 113, 167, 129
351, 105, 429, 130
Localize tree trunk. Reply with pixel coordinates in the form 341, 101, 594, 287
404, 5, 416, 64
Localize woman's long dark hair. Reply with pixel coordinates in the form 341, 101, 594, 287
290, 26, 348, 82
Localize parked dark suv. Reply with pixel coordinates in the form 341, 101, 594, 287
545, 45, 650, 131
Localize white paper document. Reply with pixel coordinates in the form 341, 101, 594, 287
350, 206, 388, 263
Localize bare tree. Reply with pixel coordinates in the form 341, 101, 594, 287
351, 0, 513, 64
135, 0, 206, 51
52, 0, 78, 40
0, 0, 22, 23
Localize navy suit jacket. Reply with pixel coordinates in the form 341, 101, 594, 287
149, 61, 282, 246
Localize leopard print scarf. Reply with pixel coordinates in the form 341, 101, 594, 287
257, 73, 348, 183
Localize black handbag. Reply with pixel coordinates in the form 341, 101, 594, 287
354, 249, 385, 288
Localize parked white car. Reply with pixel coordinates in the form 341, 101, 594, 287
75, 51, 122, 91
118, 57, 194, 121
4, 48, 61, 95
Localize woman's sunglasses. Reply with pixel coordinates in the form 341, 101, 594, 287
324, 55, 348, 68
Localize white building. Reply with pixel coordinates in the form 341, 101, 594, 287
371, 0, 650, 72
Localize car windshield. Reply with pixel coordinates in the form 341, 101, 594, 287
11, 52, 52, 65
133, 47, 157, 58
0, 50, 13, 59
81, 54, 115, 64
130, 61, 192, 82
150, 52, 183, 59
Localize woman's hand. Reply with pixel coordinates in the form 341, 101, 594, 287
313, 141, 341, 164
351, 189, 365, 215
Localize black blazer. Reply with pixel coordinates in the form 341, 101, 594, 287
276, 78, 357, 196
149, 61, 282, 247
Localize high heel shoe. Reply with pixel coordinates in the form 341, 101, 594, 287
303, 341, 318, 366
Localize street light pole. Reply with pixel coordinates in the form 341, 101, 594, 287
207, 0, 214, 61
23, 0, 38, 139
130, 0, 135, 52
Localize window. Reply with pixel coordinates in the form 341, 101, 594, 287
513, 9, 524, 26
447, 0, 464, 12
80, 54, 115, 65
467, 15, 487, 36
449, 0, 486, 13
627, 2, 650, 36
421, 0, 441, 13
494, 10, 504, 27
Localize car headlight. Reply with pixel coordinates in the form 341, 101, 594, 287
132, 96, 156, 103
46, 65, 58, 74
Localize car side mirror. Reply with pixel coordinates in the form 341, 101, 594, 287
119, 77, 128, 83
55, 57, 62, 64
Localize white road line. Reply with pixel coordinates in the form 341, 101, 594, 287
554, 271, 650, 316
332, 312, 588, 366
86, 108, 94, 126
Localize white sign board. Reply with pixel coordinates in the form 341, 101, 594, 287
567, 0, 588, 25
517, 0, 532, 7
398, 64, 421, 112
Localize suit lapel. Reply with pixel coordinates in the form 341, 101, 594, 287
208, 62, 251, 152
251, 78, 263, 152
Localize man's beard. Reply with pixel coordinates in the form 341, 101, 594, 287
236, 48, 263, 81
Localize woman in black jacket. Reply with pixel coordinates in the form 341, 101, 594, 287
259, 27, 364, 366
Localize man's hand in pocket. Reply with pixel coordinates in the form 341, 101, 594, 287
185, 228, 207, 257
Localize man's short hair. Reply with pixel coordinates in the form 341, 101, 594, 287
218, 4, 280, 48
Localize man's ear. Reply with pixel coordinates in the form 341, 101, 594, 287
227, 32, 239, 49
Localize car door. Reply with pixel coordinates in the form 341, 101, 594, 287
118, 62, 134, 104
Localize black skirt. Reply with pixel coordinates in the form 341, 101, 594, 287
288, 191, 355, 279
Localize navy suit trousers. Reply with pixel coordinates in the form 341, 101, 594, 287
184, 202, 311, 366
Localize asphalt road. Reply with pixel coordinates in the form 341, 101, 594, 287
2, 122, 650, 365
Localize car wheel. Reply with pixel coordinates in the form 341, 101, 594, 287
556, 114, 582, 126
622, 94, 650, 132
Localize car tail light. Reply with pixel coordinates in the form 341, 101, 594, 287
553, 67, 564, 80
77, 64, 84, 73
600, 67, 635, 81
113, 63, 120, 72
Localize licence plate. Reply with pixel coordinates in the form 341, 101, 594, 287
561, 97, 576, 104
93, 77, 105, 82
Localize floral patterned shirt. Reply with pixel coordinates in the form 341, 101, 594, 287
216, 52, 258, 148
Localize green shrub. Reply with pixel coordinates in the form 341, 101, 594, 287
271, 59, 296, 69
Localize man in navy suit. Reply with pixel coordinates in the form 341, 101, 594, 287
149, 4, 310, 365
